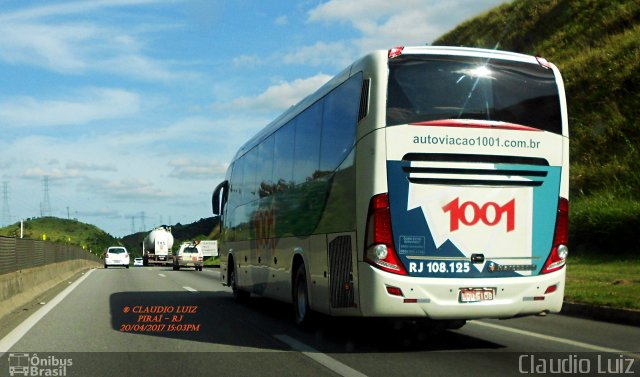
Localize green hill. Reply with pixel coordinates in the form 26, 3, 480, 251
0, 216, 220, 259
433, 0, 640, 254
0, 216, 120, 253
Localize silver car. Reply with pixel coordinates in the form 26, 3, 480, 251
172, 244, 203, 271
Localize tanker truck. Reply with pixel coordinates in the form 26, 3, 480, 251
142, 226, 174, 266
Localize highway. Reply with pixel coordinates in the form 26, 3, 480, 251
1, 267, 638, 377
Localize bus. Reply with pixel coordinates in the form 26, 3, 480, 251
212, 46, 569, 328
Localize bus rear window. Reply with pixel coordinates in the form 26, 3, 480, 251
387, 55, 562, 134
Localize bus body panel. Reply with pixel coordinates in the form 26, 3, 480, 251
385, 124, 566, 279
358, 262, 564, 318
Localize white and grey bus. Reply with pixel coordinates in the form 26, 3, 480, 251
212, 46, 569, 327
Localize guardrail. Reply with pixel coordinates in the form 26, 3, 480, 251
0, 236, 100, 275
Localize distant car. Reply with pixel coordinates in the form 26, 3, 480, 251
172, 243, 203, 271
104, 246, 130, 269
133, 257, 144, 267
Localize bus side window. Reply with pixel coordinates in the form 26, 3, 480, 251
293, 101, 322, 185
320, 72, 362, 173
258, 135, 275, 198
274, 122, 295, 191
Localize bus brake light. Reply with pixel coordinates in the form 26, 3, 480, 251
542, 198, 569, 274
388, 46, 404, 59
365, 194, 407, 275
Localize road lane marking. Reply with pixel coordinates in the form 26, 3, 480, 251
0, 269, 95, 355
471, 320, 640, 358
274, 334, 367, 377
183, 286, 198, 293
158, 273, 166, 277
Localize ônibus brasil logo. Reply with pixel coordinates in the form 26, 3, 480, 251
7, 353, 73, 376
442, 198, 516, 232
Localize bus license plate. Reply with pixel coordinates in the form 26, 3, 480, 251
459, 288, 495, 303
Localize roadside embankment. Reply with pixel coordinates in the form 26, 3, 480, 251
562, 302, 640, 327
0, 260, 100, 321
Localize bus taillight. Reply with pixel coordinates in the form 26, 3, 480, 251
542, 197, 569, 274
365, 193, 407, 275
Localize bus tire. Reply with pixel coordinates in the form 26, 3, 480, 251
229, 261, 249, 302
444, 320, 466, 330
293, 264, 313, 327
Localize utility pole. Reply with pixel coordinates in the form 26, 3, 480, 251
126, 215, 136, 234
140, 211, 146, 232
1, 181, 10, 226
42, 176, 52, 217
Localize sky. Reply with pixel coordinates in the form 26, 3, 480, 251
0, 0, 506, 237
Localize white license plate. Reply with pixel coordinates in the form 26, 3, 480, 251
459, 288, 495, 303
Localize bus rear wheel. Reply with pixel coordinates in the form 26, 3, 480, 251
229, 261, 249, 302
293, 264, 313, 326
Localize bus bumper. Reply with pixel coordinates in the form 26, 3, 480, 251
358, 263, 565, 320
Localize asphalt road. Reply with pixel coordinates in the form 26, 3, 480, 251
1, 266, 638, 377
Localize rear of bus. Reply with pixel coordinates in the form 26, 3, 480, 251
360, 47, 568, 320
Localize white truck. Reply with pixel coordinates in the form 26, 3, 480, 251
142, 226, 174, 266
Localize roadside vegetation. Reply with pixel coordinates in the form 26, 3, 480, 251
434, 0, 640, 310
0, 216, 119, 254
565, 254, 640, 310
0, 216, 220, 263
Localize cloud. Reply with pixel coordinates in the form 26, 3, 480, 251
76, 208, 122, 219
232, 54, 263, 68
282, 41, 352, 68
99, 54, 189, 82
168, 158, 228, 180
20, 167, 84, 180
0, 22, 94, 72
0, 0, 191, 81
305, 0, 506, 56
0, 0, 159, 22
308, 0, 422, 23
0, 88, 141, 128
218, 74, 332, 112
78, 177, 173, 201
66, 162, 118, 172
274, 15, 288, 26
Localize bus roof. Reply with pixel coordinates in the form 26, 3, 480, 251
231, 46, 549, 162
397, 46, 542, 64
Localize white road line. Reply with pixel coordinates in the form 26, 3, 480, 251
0, 269, 95, 355
158, 273, 166, 277
471, 320, 640, 358
274, 334, 367, 377
183, 286, 198, 293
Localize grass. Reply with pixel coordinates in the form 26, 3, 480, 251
565, 254, 640, 310
569, 193, 640, 256
204, 256, 220, 267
